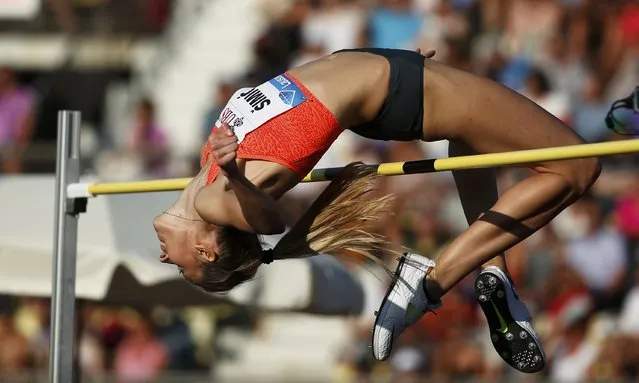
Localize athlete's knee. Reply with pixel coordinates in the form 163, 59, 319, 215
576, 157, 601, 194
536, 156, 600, 202
560, 157, 601, 199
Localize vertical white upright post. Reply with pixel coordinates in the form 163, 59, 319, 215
50, 110, 82, 383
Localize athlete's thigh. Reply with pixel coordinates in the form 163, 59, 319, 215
421, 59, 587, 172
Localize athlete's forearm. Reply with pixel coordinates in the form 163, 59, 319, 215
225, 173, 286, 235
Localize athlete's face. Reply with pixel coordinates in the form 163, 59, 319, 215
152, 215, 218, 283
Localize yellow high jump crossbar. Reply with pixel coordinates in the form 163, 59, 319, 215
49, 111, 639, 383
67, 138, 639, 198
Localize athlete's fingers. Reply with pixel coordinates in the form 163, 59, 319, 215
414, 47, 436, 58
210, 140, 238, 154
210, 129, 236, 141
209, 127, 238, 143
209, 135, 238, 150
209, 128, 237, 148
423, 49, 436, 58
213, 141, 239, 155
210, 126, 231, 138
208, 129, 223, 143
213, 142, 239, 160
216, 151, 237, 167
220, 123, 235, 137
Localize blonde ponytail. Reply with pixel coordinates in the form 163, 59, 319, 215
193, 162, 397, 294
270, 162, 396, 270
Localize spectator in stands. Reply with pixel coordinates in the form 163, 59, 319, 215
548, 293, 599, 383
587, 335, 639, 381
145, 0, 172, 30
335, 323, 377, 383
521, 67, 572, 123
153, 307, 198, 370
618, 266, 639, 335
203, 81, 237, 140
572, 72, 613, 142
79, 329, 106, 375
113, 312, 168, 382
540, 34, 589, 102
619, 0, 639, 48
97, 309, 127, 369
0, 67, 36, 174
503, 0, 562, 62
13, 298, 50, 370
304, 0, 365, 54
614, 175, 639, 264
518, 226, 562, 302
251, 0, 310, 83
0, 314, 32, 372
415, 0, 471, 62
363, 0, 423, 49
78, 304, 106, 375
292, 0, 366, 67
126, 98, 169, 178
562, 194, 629, 311
389, 342, 429, 383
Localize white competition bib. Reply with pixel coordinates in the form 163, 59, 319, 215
215, 74, 308, 142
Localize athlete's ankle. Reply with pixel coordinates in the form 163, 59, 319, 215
481, 255, 507, 273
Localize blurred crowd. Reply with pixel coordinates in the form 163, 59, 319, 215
1, 0, 639, 382
0, 65, 172, 178
0, 67, 37, 174
0, 297, 232, 382
0, 298, 176, 380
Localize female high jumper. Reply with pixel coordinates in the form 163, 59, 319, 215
152, 48, 600, 373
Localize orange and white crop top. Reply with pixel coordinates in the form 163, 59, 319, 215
200, 73, 343, 184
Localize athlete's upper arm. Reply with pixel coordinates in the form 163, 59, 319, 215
194, 167, 285, 233
194, 182, 254, 232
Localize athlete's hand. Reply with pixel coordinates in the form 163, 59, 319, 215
209, 123, 240, 177
415, 48, 436, 58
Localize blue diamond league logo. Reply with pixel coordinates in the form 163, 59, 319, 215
279, 90, 295, 106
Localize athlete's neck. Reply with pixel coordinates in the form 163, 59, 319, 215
166, 172, 207, 220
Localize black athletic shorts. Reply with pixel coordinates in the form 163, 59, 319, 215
334, 48, 425, 141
